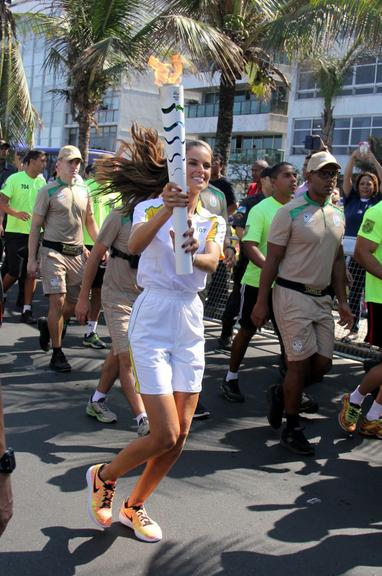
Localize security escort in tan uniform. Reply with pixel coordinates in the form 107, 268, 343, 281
252, 151, 353, 456
27, 145, 99, 372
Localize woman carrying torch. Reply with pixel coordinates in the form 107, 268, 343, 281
86, 131, 225, 541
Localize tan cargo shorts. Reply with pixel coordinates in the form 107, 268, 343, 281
102, 295, 137, 355
272, 284, 334, 362
39, 247, 86, 303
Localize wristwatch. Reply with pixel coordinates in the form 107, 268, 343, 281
0, 448, 16, 473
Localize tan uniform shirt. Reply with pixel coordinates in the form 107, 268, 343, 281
97, 210, 141, 302
33, 178, 91, 245
269, 192, 345, 289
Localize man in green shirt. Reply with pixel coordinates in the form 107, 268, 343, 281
339, 200, 382, 439
0, 150, 46, 323
221, 162, 296, 402
80, 164, 112, 349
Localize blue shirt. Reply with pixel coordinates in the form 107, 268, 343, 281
344, 188, 381, 237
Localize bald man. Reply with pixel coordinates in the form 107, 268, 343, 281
247, 160, 269, 197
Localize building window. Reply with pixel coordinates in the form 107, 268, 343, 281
292, 116, 382, 155
65, 125, 117, 151
65, 88, 120, 126
297, 56, 382, 99
186, 86, 287, 118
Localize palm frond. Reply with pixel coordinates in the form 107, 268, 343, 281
0, 37, 39, 145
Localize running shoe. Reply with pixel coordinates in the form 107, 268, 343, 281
20, 309, 37, 324
338, 393, 361, 434
280, 426, 315, 456
119, 500, 162, 542
86, 463, 116, 529
221, 378, 245, 402
267, 384, 284, 429
86, 397, 117, 423
137, 416, 150, 437
83, 332, 107, 349
192, 400, 211, 420
37, 317, 50, 352
359, 417, 382, 439
49, 349, 71, 372
300, 391, 319, 414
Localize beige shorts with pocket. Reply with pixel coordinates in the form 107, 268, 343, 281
272, 284, 334, 362
102, 296, 137, 355
40, 247, 86, 303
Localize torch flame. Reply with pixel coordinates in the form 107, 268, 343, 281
148, 54, 184, 86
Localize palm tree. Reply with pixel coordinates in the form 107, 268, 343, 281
171, 0, 290, 168
310, 42, 361, 148
26, 0, 243, 165
0, 0, 37, 146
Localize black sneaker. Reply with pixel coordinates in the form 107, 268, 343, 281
267, 384, 284, 429
193, 400, 211, 420
20, 309, 37, 324
300, 391, 319, 414
37, 317, 50, 352
280, 427, 315, 456
49, 350, 71, 373
221, 378, 245, 402
216, 336, 232, 351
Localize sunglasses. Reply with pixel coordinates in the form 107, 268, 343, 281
314, 168, 339, 179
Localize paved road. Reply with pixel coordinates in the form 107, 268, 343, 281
0, 286, 381, 576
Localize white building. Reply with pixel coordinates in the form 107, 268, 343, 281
286, 56, 382, 171
12, 0, 163, 152
13, 2, 382, 176
183, 70, 290, 168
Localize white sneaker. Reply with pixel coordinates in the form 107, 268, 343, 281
87, 397, 117, 423
137, 415, 150, 436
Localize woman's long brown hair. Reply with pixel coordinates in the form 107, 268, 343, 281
95, 123, 169, 215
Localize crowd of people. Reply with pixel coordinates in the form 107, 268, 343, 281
1, 130, 382, 540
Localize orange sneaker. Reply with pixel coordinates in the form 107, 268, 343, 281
119, 500, 162, 542
338, 393, 361, 433
359, 417, 382, 439
86, 463, 116, 528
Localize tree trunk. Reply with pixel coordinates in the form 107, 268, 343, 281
215, 73, 236, 173
321, 102, 334, 151
77, 115, 91, 168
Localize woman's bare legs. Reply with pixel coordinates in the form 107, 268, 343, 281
129, 391, 198, 505
118, 351, 146, 417
100, 391, 198, 502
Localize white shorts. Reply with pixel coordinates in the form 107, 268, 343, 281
128, 288, 205, 395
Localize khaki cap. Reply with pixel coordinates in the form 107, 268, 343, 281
58, 145, 83, 162
0, 140, 10, 148
307, 151, 341, 173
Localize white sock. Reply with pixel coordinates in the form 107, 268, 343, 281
366, 401, 382, 422
349, 386, 366, 406
226, 370, 238, 382
92, 390, 106, 402
135, 412, 147, 423
86, 321, 97, 336
23, 305, 31, 313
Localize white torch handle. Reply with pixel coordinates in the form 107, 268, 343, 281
159, 84, 192, 275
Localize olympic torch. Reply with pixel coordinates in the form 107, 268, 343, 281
148, 55, 192, 275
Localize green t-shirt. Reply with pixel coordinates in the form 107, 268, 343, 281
83, 179, 119, 246
241, 196, 283, 288
2, 171, 46, 234
357, 201, 382, 303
